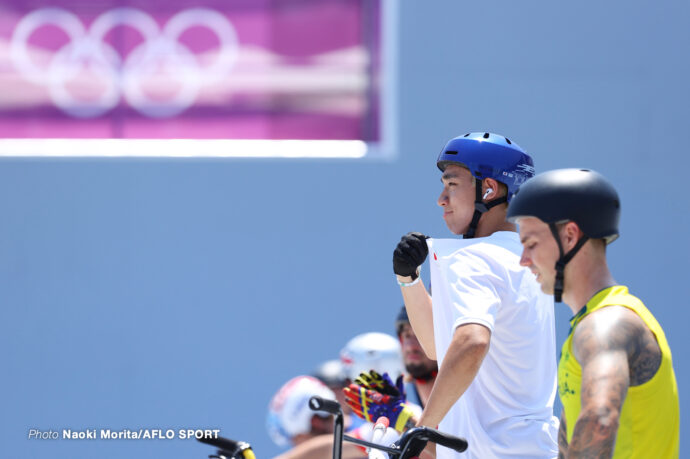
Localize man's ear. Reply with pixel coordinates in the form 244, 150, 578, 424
561, 221, 584, 251
482, 178, 501, 200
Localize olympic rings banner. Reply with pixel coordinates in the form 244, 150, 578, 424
0, 0, 385, 143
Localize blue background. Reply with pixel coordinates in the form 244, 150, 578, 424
3, 1, 688, 458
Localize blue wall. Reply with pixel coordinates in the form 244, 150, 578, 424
3, 2, 688, 458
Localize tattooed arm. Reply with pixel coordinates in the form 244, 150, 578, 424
567, 306, 632, 459
567, 304, 662, 458
558, 412, 567, 459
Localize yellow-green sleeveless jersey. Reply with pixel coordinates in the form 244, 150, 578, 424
558, 285, 679, 458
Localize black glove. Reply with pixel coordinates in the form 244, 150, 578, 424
393, 434, 428, 459
393, 232, 429, 280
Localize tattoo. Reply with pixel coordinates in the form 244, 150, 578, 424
627, 319, 661, 386
569, 307, 629, 457
567, 409, 619, 458
574, 305, 662, 386
567, 305, 662, 457
558, 412, 567, 459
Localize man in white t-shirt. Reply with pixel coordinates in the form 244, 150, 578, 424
391, 132, 558, 459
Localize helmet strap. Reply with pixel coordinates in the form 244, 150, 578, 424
548, 223, 589, 302
464, 180, 507, 239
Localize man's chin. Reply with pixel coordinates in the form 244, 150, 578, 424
406, 363, 437, 380
446, 225, 464, 236
441, 219, 464, 235
540, 283, 554, 295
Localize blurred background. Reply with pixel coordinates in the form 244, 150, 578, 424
2, 0, 688, 458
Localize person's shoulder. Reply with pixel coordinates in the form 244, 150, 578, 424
574, 304, 662, 385
435, 233, 523, 283
469, 231, 520, 255
583, 305, 647, 333
573, 305, 645, 356
462, 232, 523, 271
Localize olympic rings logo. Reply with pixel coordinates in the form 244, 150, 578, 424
10, 7, 239, 118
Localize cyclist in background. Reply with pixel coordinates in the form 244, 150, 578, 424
340, 332, 409, 447
394, 306, 437, 409
267, 375, 365, 459
312, 359, 361, 431
342, 309, 437, 439
269, 332, 406, 459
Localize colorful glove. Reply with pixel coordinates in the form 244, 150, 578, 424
354, 369, 403, 396
343, 370, 416, 433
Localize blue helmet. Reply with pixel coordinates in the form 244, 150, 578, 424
436, 132, 535, 203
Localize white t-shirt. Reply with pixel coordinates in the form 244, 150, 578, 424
428, 232, 558, 459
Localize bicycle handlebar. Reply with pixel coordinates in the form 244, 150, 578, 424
309, 395, 344, 459
197, 435, 255, 459
309, 395, 468, 457
343, 426, 468, 458
309, 395, 342, 415
398, 426, 468, 454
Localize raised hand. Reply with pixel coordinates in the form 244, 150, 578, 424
393, 232, 429, 280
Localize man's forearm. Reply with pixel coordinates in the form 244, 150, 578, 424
399, 279, 435, 359
416, 324, 489, 428
568, 310, 630, 459
566, 410, 619, 459
558, 412, 568, 459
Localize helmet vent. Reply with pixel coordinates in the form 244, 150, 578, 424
483, 132, 490, 139
463, 133, 470, 137
445, 150, 458, 155
505, 138, 512, 144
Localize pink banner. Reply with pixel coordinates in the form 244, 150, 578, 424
0, 0, 381, 140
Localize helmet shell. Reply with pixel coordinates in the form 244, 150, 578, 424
340, 332, 403, 381
312, 359, 348, 388
266, 375, 336, 447
507, 168, 620, 243
437, 132, 535, 202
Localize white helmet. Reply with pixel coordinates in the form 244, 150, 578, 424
312, 359, 348, 388
340, 332, 403, 381
266, 375, 336, 447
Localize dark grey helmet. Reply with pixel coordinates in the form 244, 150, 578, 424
507, 168, 620, 244
507, 168, 621, 302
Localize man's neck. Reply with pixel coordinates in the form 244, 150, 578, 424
562, 251, 616, 314
474, 208, 516, 238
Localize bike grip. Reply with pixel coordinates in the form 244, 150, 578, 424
309, 395, 342, 415
196, 434, 246, 453
423, 428, 468, 453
